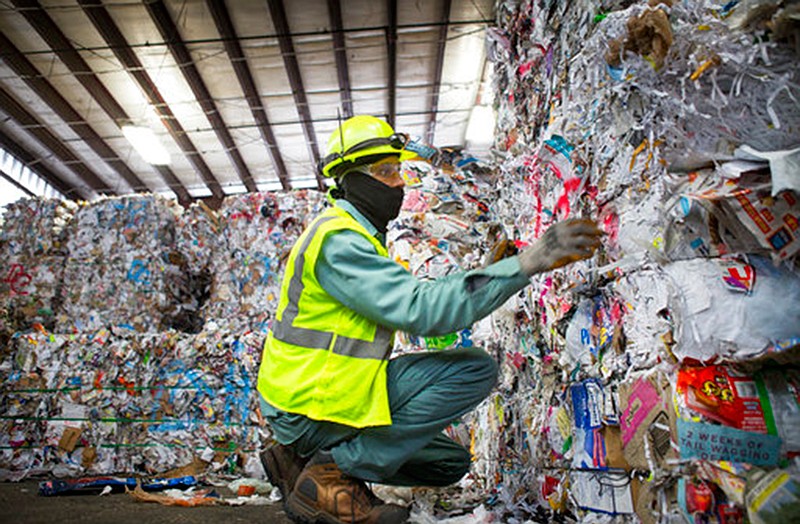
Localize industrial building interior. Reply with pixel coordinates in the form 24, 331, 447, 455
1, 1, 799, 524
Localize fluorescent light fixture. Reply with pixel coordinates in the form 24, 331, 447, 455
122, 125, 171, 165
225, 183, 248, 195
187, 185, 213, 198
256, 180, 286, 192
465, 105, 496, 146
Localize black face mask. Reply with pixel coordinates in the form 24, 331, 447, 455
340, 171, 404, 233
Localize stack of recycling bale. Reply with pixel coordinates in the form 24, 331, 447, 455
0, 189, 330, 481
0, 198, 76, 334
444, 0, 800, 522
55, 195, 182, 333
206, 190, 326, 334
0, 328, 267, 480
389, 159, 515, 355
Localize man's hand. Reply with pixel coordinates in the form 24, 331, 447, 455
518, 219, 605, 276
488, 237, 519, 264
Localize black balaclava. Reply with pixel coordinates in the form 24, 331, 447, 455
339, 166, 404, 234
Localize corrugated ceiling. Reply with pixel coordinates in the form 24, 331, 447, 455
0, 0, 495, 207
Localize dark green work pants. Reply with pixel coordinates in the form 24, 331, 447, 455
262, 347, 498, 486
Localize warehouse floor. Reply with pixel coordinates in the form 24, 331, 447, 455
0, 480, 293, 524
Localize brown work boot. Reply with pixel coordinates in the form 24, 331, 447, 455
260, 441, 309, 500
286, 462, 409, 524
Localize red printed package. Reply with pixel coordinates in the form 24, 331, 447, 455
676, 365, 767, 433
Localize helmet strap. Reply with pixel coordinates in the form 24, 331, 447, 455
327, 185, 345, 201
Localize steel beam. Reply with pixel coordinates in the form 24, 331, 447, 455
205, 0, 292, 191
146, 0, 257, 193
386, 0, 397, 128
266, 0, 325, 190
10, 0, 192, 204
6, 18, 493, 58
177, 106, 473, 133
0, 87, 112, 196
327, 0, 353, 118
0, 163, 36, 199
0, 31, 148, 194
0, 127, 82, 199
426, 0, 452, 144
78, 0, 225, 200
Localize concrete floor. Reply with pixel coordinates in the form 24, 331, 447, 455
0, 480, 294, 524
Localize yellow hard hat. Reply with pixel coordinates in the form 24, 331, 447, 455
319, 115, 416, 178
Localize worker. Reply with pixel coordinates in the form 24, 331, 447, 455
257, 115, 604, 524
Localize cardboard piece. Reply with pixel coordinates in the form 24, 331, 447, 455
58, 427, 81, 452
631, 476, 678, 524
602, 426, 630, 470
81, 447, 97, 469
159, 456, 209, 478
618, 374, 677, 470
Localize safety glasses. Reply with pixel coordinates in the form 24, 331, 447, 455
368, 156, 402, 182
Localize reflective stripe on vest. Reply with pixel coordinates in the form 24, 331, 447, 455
271, 213, 392, 360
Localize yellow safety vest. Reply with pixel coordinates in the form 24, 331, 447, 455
257, 206, 394, 428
